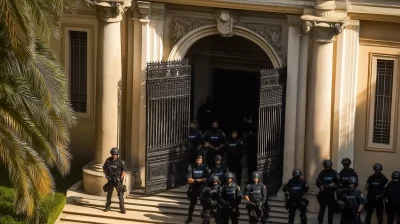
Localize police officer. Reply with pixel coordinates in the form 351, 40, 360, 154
188, 120, 203, 164
220, 172, 242, 224
283, 169, 309, 224
200, 175, 222, 224
244, 171, 268, 224
186, 155, 209, 223
338, 158, 359, 192
384, 170, 400, 224
103, 147, 127, 214
337, 176, 364, 224
225, 130, 246, 186
365, 163, 388, 224
316, 159, 340, 224
204, 121, 226, 167
210, 155, 229, 185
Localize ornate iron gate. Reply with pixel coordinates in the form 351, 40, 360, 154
145, 59, 191, 194
257, 69, 286, 194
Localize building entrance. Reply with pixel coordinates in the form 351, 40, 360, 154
144, 34, 285, 194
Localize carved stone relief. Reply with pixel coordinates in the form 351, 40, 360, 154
170, 17, 214, 46
86, 0, 131, 22
214, 10, 234, 37
302, 20, 344, 43
170, 14, 286, 65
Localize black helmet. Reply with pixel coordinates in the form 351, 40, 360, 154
341, 158, 351, 165
214, 155, 222, 161
392, 171, 400, 180
209, 175, 219, 183
110, 147, 119, 155
251, 172, 260, 179
225, 172, 234, 179
323, 160, 333, 167
196, 154, 203, 160
348, 176, 358, 184
292, 169, 302, 177
373, 163, 383, 171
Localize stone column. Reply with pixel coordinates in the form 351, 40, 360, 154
83, 0, 132, 196
302, 16, 345, 183
282, 15, 302, 182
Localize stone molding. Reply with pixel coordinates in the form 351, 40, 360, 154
302, 19, 344, 43
170, 15, 286, 65
86, 0, 131, 22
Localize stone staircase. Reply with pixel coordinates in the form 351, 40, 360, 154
57, 181, 289, 224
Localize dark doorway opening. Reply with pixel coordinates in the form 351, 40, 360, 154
212, 68, 260, 135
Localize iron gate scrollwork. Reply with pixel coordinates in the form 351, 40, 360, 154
257, 69, 286, 194
145, 59, 191, 194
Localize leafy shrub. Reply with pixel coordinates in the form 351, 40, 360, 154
0, 187, 66, 224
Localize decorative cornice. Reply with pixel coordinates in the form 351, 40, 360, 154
86, 0, 131, 22
137, 1, 151, 22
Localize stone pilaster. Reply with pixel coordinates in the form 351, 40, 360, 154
282, 15, 302, 183
302, 15, 345, 183
83, 0, 132, 196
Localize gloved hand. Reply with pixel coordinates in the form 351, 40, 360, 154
375, 195, 381, 200
210, 201, 216, 207
106, 176, 112, 181
248, 201, 256, 207
338, 201, 345, 207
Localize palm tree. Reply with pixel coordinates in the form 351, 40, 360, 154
0, 0, 80, 218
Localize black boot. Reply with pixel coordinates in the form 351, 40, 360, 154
104, 203, 111, 212
118, 193, 126, 214
185, 205, 195, 223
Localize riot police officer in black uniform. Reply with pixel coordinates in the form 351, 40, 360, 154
384, 170, 400, 224
210, 155, 229, 185
220, 172, 242, 224
338, 158, 358, 194
283, 169, 309, 224
200, 175, 222, 224
225, 130, 246, 186
337, 176, 364, 224
204, 121, 226, 167
244, 171, 269, 224
316, 159, 340, 224
103, 147, 127, 214
186, 155, 210, 223
188, 120, 203, 164
365, 163, 388, 224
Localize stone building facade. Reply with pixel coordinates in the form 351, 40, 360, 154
50, 0, 400, 200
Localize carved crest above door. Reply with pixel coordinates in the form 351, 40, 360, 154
169, 11, 286, 65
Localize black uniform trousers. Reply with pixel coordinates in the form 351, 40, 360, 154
202, 205, 222, 224
318, 192, 336, 224
221, 207, 239, 224
247, 204, 267, 224
340, 209, 360, 224
105, 180, 124, 209
365, 194, 384, 224
288, 200, 307, 224
228, 160, 242, 187
187, 188, 202, 218
387, 202, 400, 224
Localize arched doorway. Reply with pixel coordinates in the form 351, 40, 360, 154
144, 27, 285, 195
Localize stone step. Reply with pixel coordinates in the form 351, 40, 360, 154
74, 195, 289, 219
59, 213, 147, 224
61, 203, 288, 224
128, 194, 285, 208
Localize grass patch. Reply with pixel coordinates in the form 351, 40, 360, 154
0, 186, 66, 224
